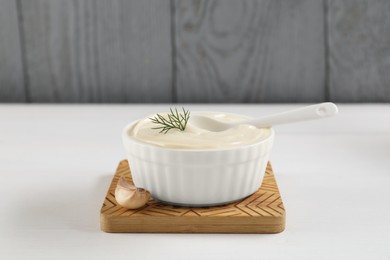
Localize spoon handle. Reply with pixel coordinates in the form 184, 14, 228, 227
244, 102, 338, 128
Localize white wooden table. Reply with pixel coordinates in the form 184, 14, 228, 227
1, 104, 389, 260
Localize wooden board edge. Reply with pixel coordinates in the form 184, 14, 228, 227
100, 214, 286, 234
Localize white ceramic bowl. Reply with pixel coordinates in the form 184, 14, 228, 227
122, 113, 274, 207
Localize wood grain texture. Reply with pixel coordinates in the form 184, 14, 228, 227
174, 0, 325, 103
20, 0, 172, 102
100, 160, 285, 233
0, 0, 26, 102
328, 0, 390, 102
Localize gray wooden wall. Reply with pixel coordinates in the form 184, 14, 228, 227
0, 0, 389, 103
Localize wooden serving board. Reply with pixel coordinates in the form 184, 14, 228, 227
100, 160, 285, 233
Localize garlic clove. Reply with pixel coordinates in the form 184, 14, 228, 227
115, 177, 150, 209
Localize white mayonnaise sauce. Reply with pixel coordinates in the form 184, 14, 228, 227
128, 112, 271, 149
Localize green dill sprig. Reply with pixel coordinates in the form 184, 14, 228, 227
149, 107, 190, 133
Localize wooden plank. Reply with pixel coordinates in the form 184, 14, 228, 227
174, 0, 325, 103
20, 0, 172, 103
328, 0, 390, 102
0, 0, 26, 102
100, 160, 285, 233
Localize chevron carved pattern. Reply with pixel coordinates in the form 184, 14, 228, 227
100, 160, 285, 233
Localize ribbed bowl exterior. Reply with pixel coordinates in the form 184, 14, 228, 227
123, 123, 274, 207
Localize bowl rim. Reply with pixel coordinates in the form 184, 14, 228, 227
122, 111, 275, 153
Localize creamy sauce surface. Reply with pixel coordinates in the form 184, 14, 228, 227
128, 112, 271, 149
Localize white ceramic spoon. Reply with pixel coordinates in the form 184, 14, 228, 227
190, 102, 338, 131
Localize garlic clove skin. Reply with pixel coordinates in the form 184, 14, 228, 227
115, 177, 150, 209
